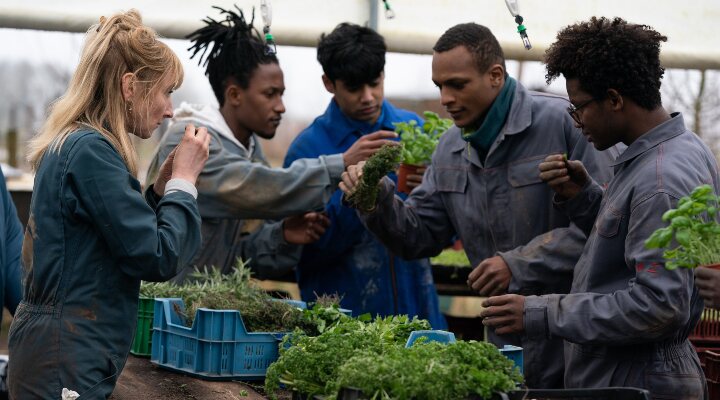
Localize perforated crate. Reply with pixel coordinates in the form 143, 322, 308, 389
691, 308, 720, 343
150, 297, 307, 380
130, 297, 155, 357
499, 345, 523, 375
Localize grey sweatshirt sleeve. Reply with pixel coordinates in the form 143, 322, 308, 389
147, 124, 344, 220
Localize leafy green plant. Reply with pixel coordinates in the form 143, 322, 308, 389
394, 111, 453, 166
264, 315, 430, 399
345, 144, 402, 212
645, 184, 720, 269
336, 341, 522, 400
430, 249, 471, 267
140, 260, 342, 334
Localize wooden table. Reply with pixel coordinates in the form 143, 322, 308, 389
111, 356, 292, 400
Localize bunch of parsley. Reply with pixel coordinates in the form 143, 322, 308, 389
264, 315, 430, 399
336, 341, 522, 399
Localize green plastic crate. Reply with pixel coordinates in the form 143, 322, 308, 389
130, 297, 155, 357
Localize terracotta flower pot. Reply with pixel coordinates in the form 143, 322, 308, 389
699, 263, 720, 270
397, 163, 423, 194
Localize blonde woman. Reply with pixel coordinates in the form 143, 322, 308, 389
8, 10, 209, 399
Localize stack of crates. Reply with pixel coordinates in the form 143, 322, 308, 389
704, 350, 720, 399
691, 308, 720, 395
691, 309, 720, 344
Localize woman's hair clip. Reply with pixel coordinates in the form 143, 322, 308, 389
97, 16, 107, 32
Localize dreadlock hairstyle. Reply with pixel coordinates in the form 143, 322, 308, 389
544, 17, 668, 110
433, 23, 506, 73
317, 23, 386, 87
187, 5, 278, 106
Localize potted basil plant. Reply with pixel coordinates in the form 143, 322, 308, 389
394, 111, 453, 194
645, 184, 720, 270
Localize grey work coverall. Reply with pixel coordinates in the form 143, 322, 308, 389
146, 111, 344, 282
360, 82, 618, 388
525, 114, 715, 398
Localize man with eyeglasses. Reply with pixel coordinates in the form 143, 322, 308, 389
338, 22, 618, 388
482, 17, 716, 397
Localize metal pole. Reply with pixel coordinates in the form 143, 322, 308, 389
369, 0, 378, 31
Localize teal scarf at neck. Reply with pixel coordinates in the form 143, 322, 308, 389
461, 76, 516, 162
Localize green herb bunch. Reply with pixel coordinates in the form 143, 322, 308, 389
337, 341, 522, 400
140, 260, 341, 333
430, 249, 471, 267
345, 143, 402, 212
645, 184, 720, 269
394, 111, 453, 166
264, 315, 430, 399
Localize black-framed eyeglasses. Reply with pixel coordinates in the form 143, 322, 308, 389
566, 98, 596, 125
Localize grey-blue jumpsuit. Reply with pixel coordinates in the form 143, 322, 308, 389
359, 82, 618, 388
8, 130, 202, 399
146, 104, 344, 281
524, 114, 715, 398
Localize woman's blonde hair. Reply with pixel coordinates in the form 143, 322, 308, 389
27, 9, 184, 175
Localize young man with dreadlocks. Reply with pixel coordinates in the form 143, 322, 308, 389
338, 23, 618, 388
146, 8, 395, 282
480, 17, 717, 397
283, 23, 446, 329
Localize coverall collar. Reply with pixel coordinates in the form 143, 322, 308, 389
611, 112, 686, 169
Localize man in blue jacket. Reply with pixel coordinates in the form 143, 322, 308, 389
284, 23, 446, 328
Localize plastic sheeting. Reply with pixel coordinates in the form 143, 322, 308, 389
0, 0, 718, 70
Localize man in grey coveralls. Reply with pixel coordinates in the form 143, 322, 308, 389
339, 23, 618, 388
482, 17, 715, 398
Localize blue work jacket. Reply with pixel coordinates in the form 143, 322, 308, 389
284, 99, 446, 329
8, 130, 201, 399
0, 171, 22, 321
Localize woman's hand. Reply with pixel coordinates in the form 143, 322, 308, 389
153, 147, 177, 196
171, 124, 211, 185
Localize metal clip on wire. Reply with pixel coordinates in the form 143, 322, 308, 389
260, 0, 276, 55
504, 0, 531, 50
515, 15, 531, 50
263, 28, 277, 56
382, 0, 395, 19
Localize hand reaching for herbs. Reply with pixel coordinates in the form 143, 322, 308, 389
341, 144, 403, 212
282, 211, 331, 244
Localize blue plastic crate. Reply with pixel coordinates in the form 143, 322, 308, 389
405, 330, 457, 347
499, 345, 523, 374
150, 297, 307, 380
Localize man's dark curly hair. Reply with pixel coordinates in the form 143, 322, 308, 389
317, 23, 386, 87
433, 23, 506, 73
544, 17, 667, 110
187, 6, 278, 106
